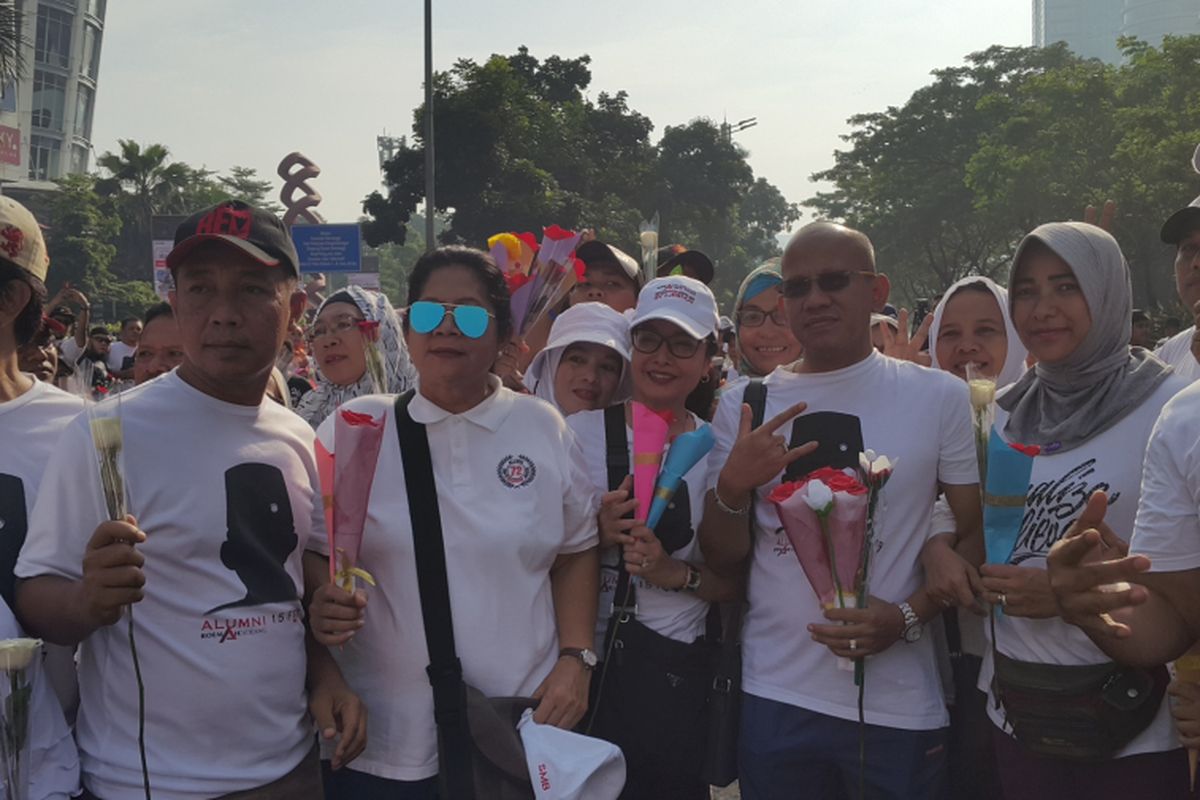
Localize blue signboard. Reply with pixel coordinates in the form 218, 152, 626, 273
290, 223, 363, 273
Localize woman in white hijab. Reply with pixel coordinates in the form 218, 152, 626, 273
929, 275, 1028, 389
296, 285, 416, 429
526, 302, 632, 417
925, 275, 1027, 800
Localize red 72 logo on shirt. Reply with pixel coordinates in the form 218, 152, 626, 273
497, 454, 536, 489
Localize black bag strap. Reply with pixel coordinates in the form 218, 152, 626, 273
604, 403, 637, 615
394, 391, 476, 800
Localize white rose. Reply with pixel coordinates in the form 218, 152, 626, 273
0, 638, 43, 671
803, 479, 834, 513
968, 378, 996, 409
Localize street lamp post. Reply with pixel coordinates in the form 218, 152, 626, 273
423, 0, 435, 252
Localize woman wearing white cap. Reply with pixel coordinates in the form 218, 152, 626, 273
526, 302, 632, 417
567, 276, 740, 800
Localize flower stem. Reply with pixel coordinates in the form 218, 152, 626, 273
128, 609, 151, 800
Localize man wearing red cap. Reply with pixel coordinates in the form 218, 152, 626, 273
16, 201, 365, 799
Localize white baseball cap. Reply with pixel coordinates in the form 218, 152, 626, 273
526, 302, 632, 405
629, 276, 719, 340
518, 709, 625, 799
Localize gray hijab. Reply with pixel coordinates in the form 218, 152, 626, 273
998, 222, 1170, 453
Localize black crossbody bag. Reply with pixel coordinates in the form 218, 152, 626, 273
587, 403, 714, 785
700, 378, 767, 787
394, 392, 535, 800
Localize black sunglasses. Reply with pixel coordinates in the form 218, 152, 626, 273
781, 271, 876, 299
631, 327, 703, 359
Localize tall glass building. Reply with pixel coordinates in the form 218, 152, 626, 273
0, 0, 105, 186
1033, 0, 1200, 64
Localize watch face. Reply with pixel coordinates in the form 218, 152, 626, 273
581, 649, 598, 668
904, 625, 922, 643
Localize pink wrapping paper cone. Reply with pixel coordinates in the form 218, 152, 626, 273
631, 402, 674, 524
315, 438, 335, 582
769, 469, 869, 608
331, 409, 387, 588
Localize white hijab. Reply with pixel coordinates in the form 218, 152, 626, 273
928, 275, 1028, 390
526, 302, 632, 413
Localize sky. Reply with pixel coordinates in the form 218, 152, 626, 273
90, 0, 1033, 230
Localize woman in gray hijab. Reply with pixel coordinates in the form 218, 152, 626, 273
978, 222, 1189, 797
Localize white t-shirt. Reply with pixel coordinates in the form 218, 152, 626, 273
108, 341, 136, 373
1130, 380, 1200, 571
1154, 326, 1200, 384
0, 379, 85, 581
59, 339, 82, 365
981, 375, 1188, 757
567, 408, 713, 652
16, 372, 321, 800
0, 598, 80, 800
312, 383, 599, 781
0, 379, 85, 714
708, 352, 977, 730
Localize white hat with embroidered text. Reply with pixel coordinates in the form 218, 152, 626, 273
629, 276, 718, 340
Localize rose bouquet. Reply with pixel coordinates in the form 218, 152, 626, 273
966, 362, 996, 496
638, 213, 659, 285
768, 466, 869, 612
357, 319, 386, 395
321, 409, 387, 593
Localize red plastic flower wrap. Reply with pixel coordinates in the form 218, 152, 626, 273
513, 224, 584, 336
632, 403, 675, 524
768, 466, 869, 610
325, 408, 388, 592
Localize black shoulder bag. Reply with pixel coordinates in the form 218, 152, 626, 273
701, 378, 767, 787
394, 392, 535, 800
587, 403, 714, 792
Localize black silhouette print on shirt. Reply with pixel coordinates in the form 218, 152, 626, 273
655, 480, 694, 555
0, 475, 27, 607
785, 411, 865, 481
207, 463, 300, 613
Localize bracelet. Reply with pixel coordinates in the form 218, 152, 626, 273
713, 486, 750, 517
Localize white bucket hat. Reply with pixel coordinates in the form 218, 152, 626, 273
527, 302, 633, 409
629, 276, 719, 340
517, 709, 625, 799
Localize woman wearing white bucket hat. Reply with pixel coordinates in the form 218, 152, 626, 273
526, 303, 632, 417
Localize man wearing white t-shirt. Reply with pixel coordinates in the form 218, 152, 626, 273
107, 318, 142, 380
0, 194, 83, 796
15, 201, 365, 800
1152, 199, 1200, 383
701, 222, 982, 799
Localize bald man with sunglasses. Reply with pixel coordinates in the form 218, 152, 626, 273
700, 222, 983, 799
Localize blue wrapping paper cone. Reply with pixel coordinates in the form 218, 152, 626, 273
646, 424, 716, 530
984, 425, 1036, 565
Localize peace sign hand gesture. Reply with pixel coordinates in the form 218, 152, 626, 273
716, 400, 818, 504
880, 309, 932, 366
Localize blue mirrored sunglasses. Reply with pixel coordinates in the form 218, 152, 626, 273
408, 301, 494, 339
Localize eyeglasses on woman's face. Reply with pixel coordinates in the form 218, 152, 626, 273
735, 307, 788, 328
306, 314, 365, 344
631, 326, 703, 359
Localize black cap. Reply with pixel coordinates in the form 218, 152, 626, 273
167, 201, 300, 276
577, 240, 641, 284
656, 245, 714, 285
1160, 201, 1200, 245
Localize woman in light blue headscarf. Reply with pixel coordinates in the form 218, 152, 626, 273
729, 265, 803, 380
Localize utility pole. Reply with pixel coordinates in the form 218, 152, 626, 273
423, 0, 435, 252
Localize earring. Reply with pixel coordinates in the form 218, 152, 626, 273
700, 373, 711, 384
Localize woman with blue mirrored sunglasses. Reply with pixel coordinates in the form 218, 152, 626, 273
406, 301, 495, 339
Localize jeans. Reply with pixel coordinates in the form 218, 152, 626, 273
738, 692, 946, 800
321, 762, 440, 800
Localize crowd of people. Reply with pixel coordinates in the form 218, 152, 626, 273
3, 186, 1200, 800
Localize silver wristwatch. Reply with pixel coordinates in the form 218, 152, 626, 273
559, 647, 598, 670
898, 602, 922, 643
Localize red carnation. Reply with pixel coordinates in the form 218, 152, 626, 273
341, 409, 383, 428
1009, 443, 1041, 457
543, 224, 575, 241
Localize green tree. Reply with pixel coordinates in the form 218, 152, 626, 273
219, 166, 282, 214
807, 38, 1200, 311
364, 47, 795, 308
0, 2, 26, 86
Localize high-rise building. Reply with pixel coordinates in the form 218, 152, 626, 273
1033, 0, 1200, 64
0, 0, 105, 188
1033, 0, 1126, 62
